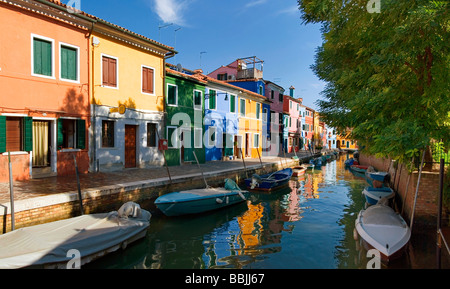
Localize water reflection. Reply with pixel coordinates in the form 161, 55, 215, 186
84, 155, 446, 269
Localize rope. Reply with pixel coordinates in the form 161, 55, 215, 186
438, 229, 450, 256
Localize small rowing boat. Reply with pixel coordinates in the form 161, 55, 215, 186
245, 168, 293, 191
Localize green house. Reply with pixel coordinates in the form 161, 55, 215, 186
164, 66, 206, 166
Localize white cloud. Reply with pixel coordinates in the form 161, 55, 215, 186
244, 0, 268, 9
276, 4, 299, 15
152, 0, 190, 26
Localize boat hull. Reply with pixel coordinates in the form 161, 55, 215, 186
362, 187, 395, 206
244, 168, 293, 191
155, 188, 250, 217
292, 166, 307, 177
355, 205, 411, 263
366, 171, 389, 182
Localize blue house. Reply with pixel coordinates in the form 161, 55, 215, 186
204, 77, 239, 162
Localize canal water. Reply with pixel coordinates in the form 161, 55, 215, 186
85, 155, 444, 269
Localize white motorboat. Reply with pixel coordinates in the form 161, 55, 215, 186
0, 202, 151, 269
355, 204, 411, 262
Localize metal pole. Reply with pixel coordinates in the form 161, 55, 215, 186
240, 148, 248, 179
8, 152, 15, 231
193, 151, 208, 188
257, 148, 265, 173
155, 128, 172, 184
410, 149, 426, 233
73, 154, 84, 215
436, 158, 444, 269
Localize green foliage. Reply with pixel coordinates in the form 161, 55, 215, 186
298, 0, 450, 164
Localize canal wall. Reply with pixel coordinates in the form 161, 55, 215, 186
1, 155, 315, 234
359, 153, 448, 228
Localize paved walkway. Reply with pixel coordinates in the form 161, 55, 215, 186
0, 151, 317, 205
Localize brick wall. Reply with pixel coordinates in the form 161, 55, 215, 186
359, 153, 447, 228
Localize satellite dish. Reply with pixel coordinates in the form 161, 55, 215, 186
176, 63, 183, 72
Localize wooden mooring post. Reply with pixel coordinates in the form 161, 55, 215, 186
8, 152, 15, 231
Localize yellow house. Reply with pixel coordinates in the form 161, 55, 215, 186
336, 130, 358, 151
237, 91, 268, 159
89, 19, 176, 171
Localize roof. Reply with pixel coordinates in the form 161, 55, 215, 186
32, 0, 176, 54
165, 67, 207, 85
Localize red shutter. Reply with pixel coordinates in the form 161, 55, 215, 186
142, 67, 154, 94
103, 56, 117, 87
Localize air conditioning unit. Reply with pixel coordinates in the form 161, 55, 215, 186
227, 74, 236, 81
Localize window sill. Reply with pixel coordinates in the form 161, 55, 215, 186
2, 151, 28, 156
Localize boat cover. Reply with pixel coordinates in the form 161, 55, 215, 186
356, 204, 410, 257
0, 204, 151, 269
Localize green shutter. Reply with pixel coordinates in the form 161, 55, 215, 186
33, 38, 52, 76
61, 46, 77, 81
23, 117, 33, 152
230, 95, 235, 113
57, 119, 64, 149
209, 90, 216, 109
76, 119, 86, 150
0, 116, 6, 153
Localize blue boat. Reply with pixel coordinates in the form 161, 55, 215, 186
245, 168, 293, 191
362, 186, 395, 206
366, 171, 390, 182
155, 179, 250, 217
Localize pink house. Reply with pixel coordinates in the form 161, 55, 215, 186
283, 92, 303, 153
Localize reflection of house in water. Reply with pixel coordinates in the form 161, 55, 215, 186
236, 203, 265, 255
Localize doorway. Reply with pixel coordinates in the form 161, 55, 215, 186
32, 120, 56, 178
245, 133, 251, 157
125, 125, 137, 168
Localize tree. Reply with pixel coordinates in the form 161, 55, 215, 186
298, 0, 450, 164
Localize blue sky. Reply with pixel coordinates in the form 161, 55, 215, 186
79, 0, 325, 110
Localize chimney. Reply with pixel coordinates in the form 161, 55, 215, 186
289, 86, 295, 97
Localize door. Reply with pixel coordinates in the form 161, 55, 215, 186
32, 121, 50, 167
234, 135, 242, 159
245, 133, 251, 157
125, 125, 137, 168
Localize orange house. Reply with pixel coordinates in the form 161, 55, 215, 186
0, 0, 91, 181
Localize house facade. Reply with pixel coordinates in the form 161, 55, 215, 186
0, 0, 91, 181
304, 107, 314, 149
164, 66, 206, 166
89, 19, 175, 172
283, 92, 303, 153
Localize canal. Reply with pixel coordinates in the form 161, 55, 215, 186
85, 155, 444, 269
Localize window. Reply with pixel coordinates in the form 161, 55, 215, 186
230, 95, 236, 113
167, 84, 177, 106
32, 35, 54, 78
147, 123, 157, 147
279, 113, 283, 125
209, 89, 216, 110
194, 128, 203, 148
167, 126, 178, 148
263, 108, 268, 122
194, 90, 202, 110
0, 117, 32, 153
58, 118, 86, 150
279, 93, 283, 102
102, 55, 118, 88
240, 99, 246, 116
101, 120, 115, 148
217, 73, 227, 80
290, 101, 292, 109
207, 126, 216, 147
259, 86, 264, 95
60, 43, 79, 82
142, 66, 154, 94
254, 134, 260, 148
256, 103, 261, 119
271, 90, 274, 99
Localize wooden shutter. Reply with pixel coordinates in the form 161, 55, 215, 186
0, 116, 6, 153
61, 46, 77, 81
23, 117, 33, 152
230, 95, 235, 113
142, 67, 154, 94
57, 118, 64, 149
76, 119, 86, 150
102, 56, 117, 87
33, 38, 52, 76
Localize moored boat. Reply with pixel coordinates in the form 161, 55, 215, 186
349, 165, 369, 174
0, 202, 151, 269
292, 165, 307, 177
355, 204, 411, 262
366, 171, 390, 182
155, 179, 249, 217
362, 186, 395, 206
245, 168, 293, 191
